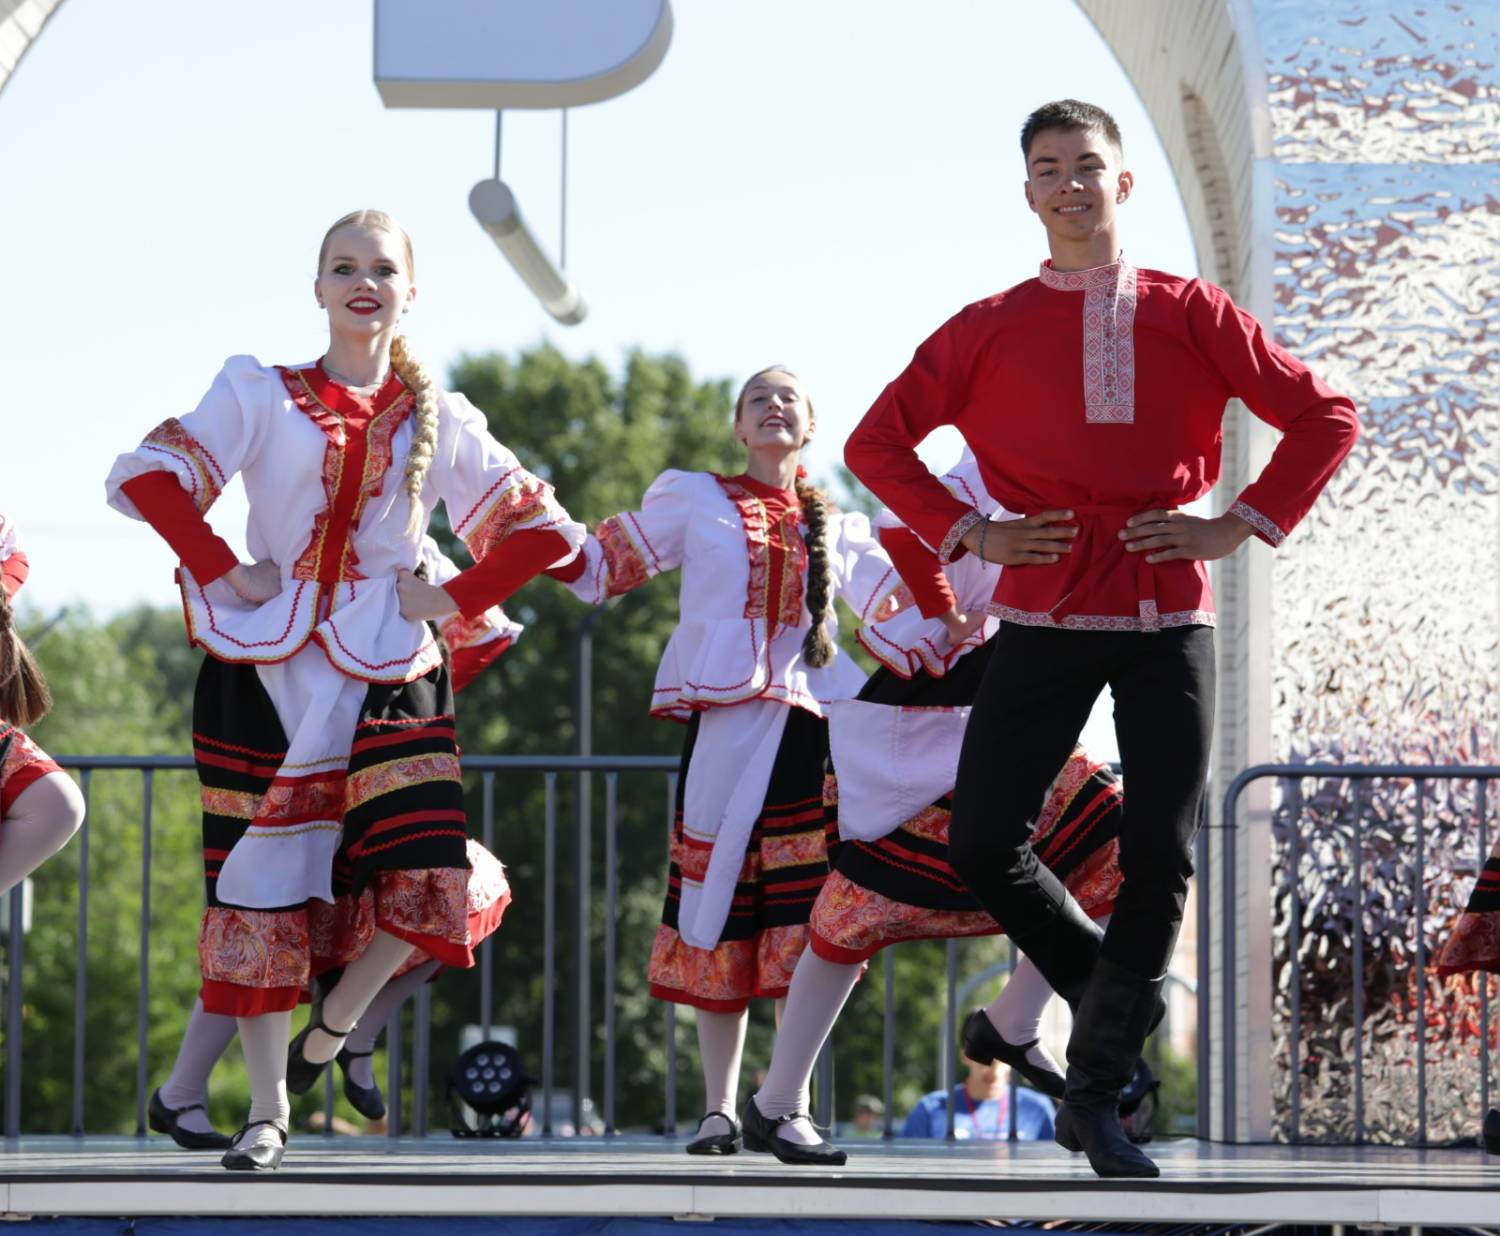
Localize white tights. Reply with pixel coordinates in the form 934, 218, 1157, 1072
233, 1009, 292, 1153
304, 929, 416, 1065
159, 998, 237, 1135
0, 772, 84, 897
694, 996, 786, 1137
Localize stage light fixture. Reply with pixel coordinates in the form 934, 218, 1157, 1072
469, 178, 587, 326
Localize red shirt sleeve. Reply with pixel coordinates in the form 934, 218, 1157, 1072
444, 528, 574, 619
1185, 281, 1359, 546
878, 525, 956, 619
544, 549, 588, 584
119, 471, 239, 584
844, 307, 987, 562
2, 550, 29, 602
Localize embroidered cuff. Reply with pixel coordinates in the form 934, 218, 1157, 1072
1228, 500, 1286, 548
937, 509, 984, 564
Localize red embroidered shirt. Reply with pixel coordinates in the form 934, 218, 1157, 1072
845, 259, 1360, 632
877, 525, 956, 619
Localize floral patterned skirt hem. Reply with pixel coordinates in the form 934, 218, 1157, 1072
199, 979, 303, 1018
646, 922, 806, 1011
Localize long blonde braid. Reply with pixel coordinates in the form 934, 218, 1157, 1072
734, 367, 836, 668
389, 334, 440, 536
0, 591, 52, 727
317, 210, 438, 538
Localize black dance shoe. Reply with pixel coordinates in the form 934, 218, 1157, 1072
286, 1005, 356, 1096
685, 1111, 742, 1155
1483, 1106, 1499, 1154
148, 1088, 233, 1151
961, 1008, 1066, 1100
336, 1046, 387, 1121
220, 1119, 287, 1172
741, 1095, 847, 1166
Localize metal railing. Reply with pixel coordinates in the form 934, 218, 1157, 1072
1219, 764, 1500, 1145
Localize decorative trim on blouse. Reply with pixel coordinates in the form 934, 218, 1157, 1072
938, 510, 985, 564
595, 514, 654, 598
280, 366, 415, 584
141, 418, 228, 513
714, 476, 807, 630
1229, 499, 1286, 547
986, 601, 1217, 633
1039, 257, 1137, 425
457, 469, 565, 564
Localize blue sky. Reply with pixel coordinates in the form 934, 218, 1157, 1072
0, 0, 1200, 754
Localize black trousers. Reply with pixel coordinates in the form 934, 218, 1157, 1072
948, 622, 1215, 984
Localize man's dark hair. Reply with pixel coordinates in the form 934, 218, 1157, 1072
1020, 99, 1123, 164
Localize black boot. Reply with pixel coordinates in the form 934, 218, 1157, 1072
1483, 1106, 1499, 1154
336, 1046, 386, 1121
1054, 957, 1162, 1179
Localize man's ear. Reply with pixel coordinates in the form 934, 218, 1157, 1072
1115, 169, 1134, 205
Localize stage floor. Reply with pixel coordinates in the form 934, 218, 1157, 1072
0, 1135, 1495, 1223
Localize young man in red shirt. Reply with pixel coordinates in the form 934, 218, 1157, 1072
844, 99, 1358, 1177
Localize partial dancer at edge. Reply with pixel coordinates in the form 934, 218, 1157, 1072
107, 210, 583, 1170
1435, 834, 1500, 1153
148, 537, 520, 1149
549, 367, 904, 1156
743, 449, 1126, 1164
844, 100, 1358, 1177
0, 514, 85, 898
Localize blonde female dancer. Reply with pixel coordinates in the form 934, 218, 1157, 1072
550, 368, 904, 1154
107, 210, 582, 1170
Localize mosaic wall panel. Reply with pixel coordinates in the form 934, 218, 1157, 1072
1253, 0, 1500, 1145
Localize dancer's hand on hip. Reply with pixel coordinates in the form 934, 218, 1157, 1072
396, 568, 458, 621
225, 560, 283, 604
1119, 510, 1253, 563
960, 511, 1077, 566
937, 607, 988, 648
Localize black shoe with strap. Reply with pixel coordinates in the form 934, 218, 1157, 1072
1054, 957, 1163, 1179
961, 1009, 1066, 1100
286, 1004, 356, 1097
148, 1088, 233, 1151
220, 1119, 288, 1172
336, 1046, 387, 1121
741, 1095, 847, 1166
1483, 1106, 1499, 1154
684, 1111, 742, 1155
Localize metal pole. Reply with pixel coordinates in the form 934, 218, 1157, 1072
414, 983, 431, 1138
1222, 778, 1238, 1141
1196, 816, 1210, 1139
663, 772, 678, 1138
882, 948, 895, 1140
387, 1006, 403, 1138
1352, 780, 1366, 1144
813, 1038, 834, 1131
71, 771, 90, 1136
1481, 778, 1492, 1122
136, 769, 153, 1137
1287, 778, 1303, 1143
493, 110, 502, 179
5, 851, 23, 1138
1414, 780, 1427, 1147
323, 1069, 335, 1137
944, 939, 957, 1140
603, 772, 618, 1135
481, 771, 495, 1041
574, 610, 601, 1137
1007, 940, 1019, 1141
542, 772, 557, 1136
559, 109, 569, 270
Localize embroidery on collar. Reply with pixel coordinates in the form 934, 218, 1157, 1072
1039, 259, 1138, 425
714, 476, 807, 629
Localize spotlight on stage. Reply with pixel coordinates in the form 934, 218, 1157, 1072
469, 179, 587, 326
447, 1039, 534, 1138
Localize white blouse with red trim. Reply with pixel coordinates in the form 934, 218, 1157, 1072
561, 468, 905, 719
105, 356, 583, 684
855, 448, 1020, 680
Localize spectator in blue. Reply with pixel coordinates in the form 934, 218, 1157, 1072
901, 1053, 1055, 1141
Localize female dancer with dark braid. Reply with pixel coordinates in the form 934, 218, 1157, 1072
107, 210, 583, 1170
0, 514, 84, 898
1436, 836, 1500, 1152
550, 367, 904, 1155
